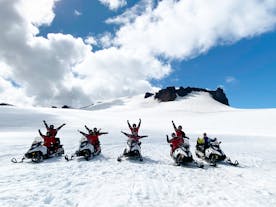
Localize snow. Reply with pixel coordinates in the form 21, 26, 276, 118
0, 92, 276, 207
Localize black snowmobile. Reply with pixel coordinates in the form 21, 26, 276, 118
195, 138, 239, 166
170, 137, 204, 168
11, 137, 64, 163
65, 137, 101, 161
117, 132, 147, 162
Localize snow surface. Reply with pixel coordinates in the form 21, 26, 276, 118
0, 92, 276, 207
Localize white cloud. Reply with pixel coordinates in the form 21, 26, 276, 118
0, 0, 276, 107
112, 0, 276, 60
225, 76, 237, 83
84, 36, 97, 45
0, 0, 169, 107
74, 9, 82, 16
0, 0, 91, 106
0, 74, 34, 106
72, 46, 171, 100
99, 0, 127, 11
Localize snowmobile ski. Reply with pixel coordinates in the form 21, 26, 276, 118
65, 154, 75, 161
11, 157, 25, 163
225, 157, 239, 166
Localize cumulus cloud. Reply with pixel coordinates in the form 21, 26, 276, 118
99, 0, 127, 11
0, 0, 169, 107
0, 79, 34, 106
0, 0, 276, 107
73, 47, 171, 99
85, 36, 97, 45
0, 0, 91, 106
112, 0, 276, 59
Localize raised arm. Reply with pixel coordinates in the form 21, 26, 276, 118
137, 118, 141, 129
127, 120, 132, 130
57, 123, 66, 131
43, 120, 49, 129
85, 125, 91, 132
38, 129, 43, 137
78, 130, 87, 136
166, 135, 170, 143
172, 120, 177, 131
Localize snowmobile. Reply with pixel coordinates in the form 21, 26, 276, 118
171, 138, 204, 168
11, 137, 64, 163
195, 138, 239, 166
117, 132, 147, 162
65, 137, 100, 161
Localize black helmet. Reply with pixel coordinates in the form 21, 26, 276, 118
133, 124, 137, 128
93, 128, 97, 132
50, 125, 54, 129
171, 132, 176, 137
178, 125, 182, 130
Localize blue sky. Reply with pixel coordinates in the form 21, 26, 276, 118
1, 0, 276, 108
39, 0, 276, 108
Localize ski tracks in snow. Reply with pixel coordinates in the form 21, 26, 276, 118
1, 138, 276, 207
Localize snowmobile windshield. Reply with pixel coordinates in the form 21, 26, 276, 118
183, 138, 190, 144
211, 140, 220, 147
32, 137, 44, 145
80, 136, 88, 142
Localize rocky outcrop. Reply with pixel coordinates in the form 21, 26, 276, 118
61, 105, 71, 109
0, 103, 14, 106
154, 87, 177, 102
146, 86, 229, 105
144, 92, 154, 99
209, 88, 229, 106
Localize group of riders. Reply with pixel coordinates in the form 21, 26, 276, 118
38, 119, 214, 158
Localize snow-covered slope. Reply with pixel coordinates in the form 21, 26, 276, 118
0, 92, 276, 207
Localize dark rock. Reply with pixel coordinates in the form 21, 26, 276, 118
151, 86, 229, 106
144, 92, 154, 98
61, 105, 71, 109
209, 87, 229, 106
0, 103, 14, 106
51, 106, 57, 108
154, 86, 177, 102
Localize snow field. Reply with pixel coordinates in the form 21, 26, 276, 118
0, 93, 276, 207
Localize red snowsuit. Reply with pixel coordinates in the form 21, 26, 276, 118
85, 134, 100, 146
167, 136, 184, 154
172, 122, 185, 138
38, 130, 56, 149
42, 135, 56, 148
43, 121, 65, 137
128, 120, 141, 136
175, 130, 185, 138
124, 133, 142, 142
48, 128, 58, 137
79, 130, 107, 152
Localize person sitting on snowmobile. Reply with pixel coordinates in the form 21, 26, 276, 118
127, 119, 141, 136
121, 131, 147, 145
43, 120, 66, 137
167, 132, 185, 156
78, 127, 108, 153
196, 133, 217, 154
38, 129, 56, 154
172, 120, 185, 138
203, 133, 217, 150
